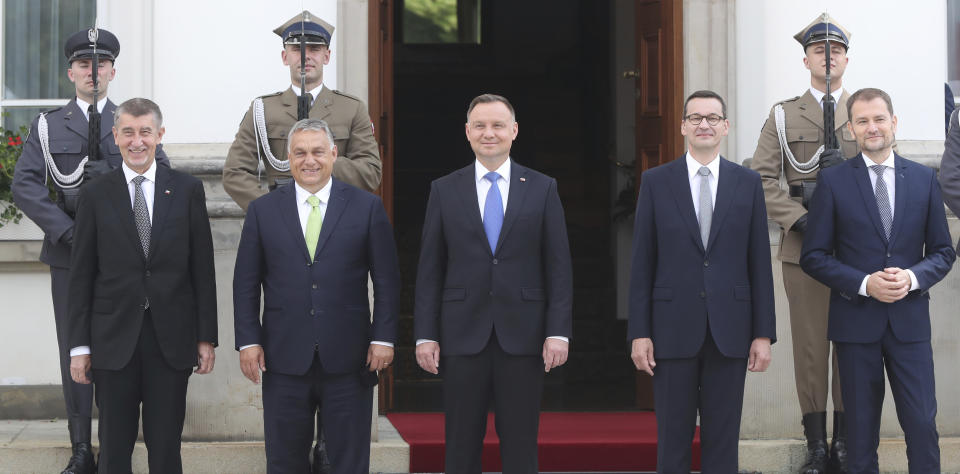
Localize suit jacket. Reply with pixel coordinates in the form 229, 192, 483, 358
939, 108, 960, 222
628, 156, 777, 359
12, 98, 170, 268
223, 87, 382, 210
233, 178, 399, 376
67, 166, 217, 370
750, 89, 859, 264
413, 161, 573, 357
801, 153, 955, 344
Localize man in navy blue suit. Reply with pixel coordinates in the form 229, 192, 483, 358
629, 90, 777, 473
801, 88, 955, 472
233, 118, 400, 473
414, 94, 573, 473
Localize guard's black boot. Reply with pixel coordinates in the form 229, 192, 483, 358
311, 439, 332, 474
61, 442, 96, 474
827, 411, 849, 473
799, 412, 829, 474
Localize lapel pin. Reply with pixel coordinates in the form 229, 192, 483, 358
164, 189, 171, 195
519, 177, 526, 182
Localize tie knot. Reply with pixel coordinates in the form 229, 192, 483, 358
870, 164, 886, 176
698, 166, 710, 177
307, 195, 320, 208
132, 175, 146, 185
485, 171, 501, 184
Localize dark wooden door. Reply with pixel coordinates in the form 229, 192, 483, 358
630, 0, 683, 410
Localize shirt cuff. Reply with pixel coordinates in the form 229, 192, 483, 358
858, 275, 870, 297
70, 346, 91, 357
239, 344, 261, 351
547, 336, 569, 343
416, 339, 437, 346
371, 341, 394, 347
906, 269, 919, 291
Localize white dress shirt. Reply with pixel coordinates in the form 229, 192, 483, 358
70, 161, 159, 357
240, 178, 392, 351
809, 87, 843, 110
290, 83, 324, 103
75, 96, 108, 121
857, 152, 919, 296
685, 152, 720, 219
416, 158, 568, 346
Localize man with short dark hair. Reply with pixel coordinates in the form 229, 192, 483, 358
802, 88, 955, 472
630, 90, 776, 472
68, 98, 217, 473
414, 94, 573, 473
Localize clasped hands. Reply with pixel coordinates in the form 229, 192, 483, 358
415, 338, 570, 375
631, 336, 772, 376
866, 267, 912, 303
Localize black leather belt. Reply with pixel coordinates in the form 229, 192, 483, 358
789, 185, 804, 198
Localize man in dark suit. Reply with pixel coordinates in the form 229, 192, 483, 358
801, 88, 955, 472
939, 105, 960, 215
414, 93, 573, 474
67, 98, 217, 473
11, 29, 169, 474
629, 90, 777, 473
233, 118, 399, 473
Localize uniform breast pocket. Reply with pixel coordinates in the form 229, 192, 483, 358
786, 128, 820, 160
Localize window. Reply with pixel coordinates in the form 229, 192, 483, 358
402, 0, 481, 44
1, 0, 95, 130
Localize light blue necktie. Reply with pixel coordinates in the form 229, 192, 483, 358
483, 171, 503, 253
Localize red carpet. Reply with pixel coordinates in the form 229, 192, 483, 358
386, 412, 701, 472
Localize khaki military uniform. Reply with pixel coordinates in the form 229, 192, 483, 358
750, 89, 859, 415
223, 86, 381, 211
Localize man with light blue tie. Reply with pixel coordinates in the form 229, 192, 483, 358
414, 94, 573, 473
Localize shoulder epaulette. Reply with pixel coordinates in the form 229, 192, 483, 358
258, 91, 284, 100
330, 89, 361, 102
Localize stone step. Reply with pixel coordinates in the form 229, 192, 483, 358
164, 143, 243, 219
0, 417, 409, 473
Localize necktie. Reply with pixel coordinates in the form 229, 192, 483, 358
483, 172, 504, 253
305, 195, 323, 260
871, 165, 892, 239
132, 175, 151, 258
697, 166, 712, 247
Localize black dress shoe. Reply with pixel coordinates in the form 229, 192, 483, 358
61, 442, 96, 474
311, 441, 332, 474
827, 411, 849, 473
799, 412, 829, 474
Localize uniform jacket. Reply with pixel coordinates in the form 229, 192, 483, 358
413, 162, 573, 356
67, 166, 217, 370
750, 89, 859, 264
628, 157, 777, 359
223, 87, 381, 210
938, 108, 960, 221
801, 154, 955, 343
12, 98, 170, 268
233, 178, 399, 376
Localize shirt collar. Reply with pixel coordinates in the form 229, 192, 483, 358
75, 96, 108, 116
809, 87, 843, 107
685, 152, 721, 181
862, 151, 895, 169
290, 83, 325, 102
295, 177, 333, 205
121, 159, 157, 183
475, 157, 512, 183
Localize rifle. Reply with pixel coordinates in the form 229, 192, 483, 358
88, 27, 101, 162
821, 13, 838, 153
297, 11, 310, 120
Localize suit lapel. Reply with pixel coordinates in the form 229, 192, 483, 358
495, 164, 529, 254
101, 100, 117, 140
282, 88, 299, 121
706, 158, 739, 252
667, 158, 705, 253
63, 99, 88, 139
797, 90, 824, 130
147, 166, 174, 261
278, 184, 312, 263
835, 91, 851, 132
313, 179, 349, 258
887, 155, 908, 245
105, 168, 144, 263
456, 164, 490, 255
851, 155, 889, 243
311, 87, 334, 122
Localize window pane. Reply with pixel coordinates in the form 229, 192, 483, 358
3, 0, 96, 100
403, 0, 481, 44
2, 107, 54, 132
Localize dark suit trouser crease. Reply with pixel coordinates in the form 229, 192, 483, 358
93, 310, 191, 474
51, 266, 94, 444
653, 326, 747, 474
442, 334, 544, 474
836, 325, 939, 473
262, 353, 373, 474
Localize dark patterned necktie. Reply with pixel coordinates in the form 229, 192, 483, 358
870, 165, 892, 239
132, 175, 151, 258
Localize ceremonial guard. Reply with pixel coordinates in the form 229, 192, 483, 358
223, 10, 382, 212
749, 14, 857, 473
11, 28, 169, 474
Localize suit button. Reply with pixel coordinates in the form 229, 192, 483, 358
703, 260, 709, 267
145, 270, 151, 277
699, 291, 706, 298
492, 258, 499, 265
312, 284, 317, 289
489, 291, 493, 296
887, 253, 891, 258
310, 309, 315, 315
